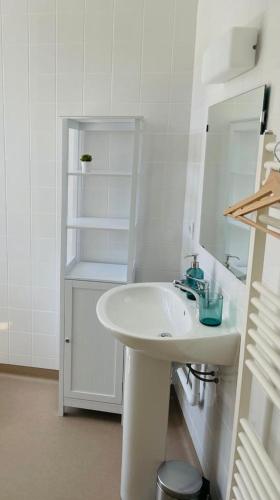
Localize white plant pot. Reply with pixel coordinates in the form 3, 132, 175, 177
81, 161, 90, 173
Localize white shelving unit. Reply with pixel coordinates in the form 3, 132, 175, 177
59, 116, 142, 415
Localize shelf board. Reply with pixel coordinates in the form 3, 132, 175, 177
65, 261, 128, 283
68, 170, 132, 177
67, 217, 129, 231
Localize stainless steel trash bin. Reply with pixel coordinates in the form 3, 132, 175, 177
156, 461, 203, 499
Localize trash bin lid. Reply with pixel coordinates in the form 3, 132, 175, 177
157, 460, 203, 499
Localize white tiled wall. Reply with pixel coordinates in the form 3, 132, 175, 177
0, 0, 197, 368
179, 1, 280, 498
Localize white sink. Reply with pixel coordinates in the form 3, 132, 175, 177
96, 282, 240, 500
97, 282, 239, 365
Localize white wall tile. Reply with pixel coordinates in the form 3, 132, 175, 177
8, 258, 32, 286
84, 74, 112, 104
113, 41, 141, 74
114, 0, 143, 42
31, 187, 56, 214
28, 0, 56, 13
9, 354, 32, 366
32, 355, 57, 369
31, 161, 56, 187
0, 331, 9, 353
170, 72, 193, 102
0, 236, 7, 259
31, 238, 56, 261
32, 311, 57, 335
9, 308, 32, 332
140, 103, 169, 133
0, 260, 8, 284
32, 287, 56, 311
7, 211, 31, 258
168, 102, 190, 133
142, 0, 174, 73
0, 211, 7, 235
0, 285, 8, 307
141, 73, 170, 102
33, 333, 57, 357
57, 9, 84, 44
4, 71, 28, 103
6, 182, 30, 213
57, 72, 83, 113
84, 42, 112, 73
32, 260, 57, 288
112, 74, 140, 103
30, 73, 55, 103
2, 43, 28, 74
2, 15, 28, 44
9, 286, 32, 309
30, 44, 55, 74
30, 131, 56, 162
29, 13, 56, 44
10, 332, 32, 356
32, 214, 56, 238
57, 44, 84, 73
57, 0, 83, 11
30, 102, 56, 131
1, 0, 27, 15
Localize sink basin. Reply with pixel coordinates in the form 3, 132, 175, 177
96, 282, 240, 500
97, 282, 239, 365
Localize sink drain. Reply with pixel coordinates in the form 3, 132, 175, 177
159, 332, 172, 338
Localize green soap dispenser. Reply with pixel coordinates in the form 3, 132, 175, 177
184, 254, 204, 300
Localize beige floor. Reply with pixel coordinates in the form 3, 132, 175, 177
0, 371, 199, 500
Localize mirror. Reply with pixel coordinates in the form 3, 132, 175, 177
200, 86, 269, 282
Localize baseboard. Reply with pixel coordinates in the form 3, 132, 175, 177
0, 364, 59, 380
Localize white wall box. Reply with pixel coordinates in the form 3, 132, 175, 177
202, 27, 258, 84
59, 116, 142, 415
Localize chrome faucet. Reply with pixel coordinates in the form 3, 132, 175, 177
173, 280, 200, 301
173, 274, 210, 304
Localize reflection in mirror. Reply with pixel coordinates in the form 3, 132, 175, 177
200, 86, 269, 282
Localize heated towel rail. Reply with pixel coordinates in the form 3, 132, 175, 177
226, 131, 280, 500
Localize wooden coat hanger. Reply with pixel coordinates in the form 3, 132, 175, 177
224, 159, 280, 240
224, 169, 280, 217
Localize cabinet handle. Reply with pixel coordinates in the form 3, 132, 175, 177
65, 338, 70, 343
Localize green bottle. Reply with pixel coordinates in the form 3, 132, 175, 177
184, 254, 204, 300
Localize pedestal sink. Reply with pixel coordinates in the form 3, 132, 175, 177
96, 282, 240, 500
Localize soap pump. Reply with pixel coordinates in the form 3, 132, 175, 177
184, 254, 204, 300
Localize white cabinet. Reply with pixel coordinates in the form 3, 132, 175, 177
63, 280, 124, 413
59, 116, 142, 415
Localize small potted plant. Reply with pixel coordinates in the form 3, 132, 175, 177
80, 154, 92, 173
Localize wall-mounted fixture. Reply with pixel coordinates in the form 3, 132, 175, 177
202, 27, 258, 84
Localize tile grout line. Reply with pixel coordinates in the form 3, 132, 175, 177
167, 0, 177, 133
82, 0, 86, 115
138, 0, 146, 109
55, 0, 59, 368
27, 0, 34, 367
110, 0, 117, 115
0, 1, 10, 363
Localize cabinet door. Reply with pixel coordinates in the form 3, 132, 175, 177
64, 280, 123, 405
